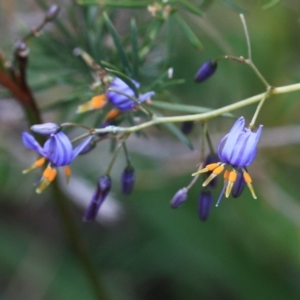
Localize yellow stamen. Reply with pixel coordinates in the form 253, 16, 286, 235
243, 171, 257, 199
203, 164, 224, 187
105, 108, 120, 120
225, 170, 237, 198
192, 163, 220, 176
224, 169, 230, 181
64, 166, 72, 184
76, 94, 107, 113
36, 166, 57, 194
22, 157, 46, 174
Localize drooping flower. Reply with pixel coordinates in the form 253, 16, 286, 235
192, 117, 263, 203
194, 60, 218, 83
83, 175, 112, 221
170, 188, 188, 209
121, 166, 135, 195
77, 77, 154, 113
22, 129, 92, 193
198, 190, 213, 221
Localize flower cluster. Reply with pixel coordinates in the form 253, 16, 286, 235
193, 116, 263, 206
77, 77, 154, 113
22, 124, 92, 193
170, 116, 263, 221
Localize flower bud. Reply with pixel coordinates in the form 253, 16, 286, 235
231, 170, 246, 198
121, 166, 135, 195
198, 190, 212, 221
45, 5, 60, 22
170, 188, 188, 209
83, 175, 112, 222
79, 138, 96, 155
194, 60, 217, 83
14, 41, 30, 58
31, 123, 61, 135
180, 121, 194, 135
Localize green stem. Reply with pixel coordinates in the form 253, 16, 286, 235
105, 133, 130, 175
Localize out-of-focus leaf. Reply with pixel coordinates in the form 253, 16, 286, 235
103, 12, 132, 76
168, 0, 203, 16
151, 100, 234, 117
77, 0, 151, 7
221, 0, 247, 13
163, 122, 194, 150
261, 0, 281, 10
130, 18, 139, 78
173, 14, 203, 51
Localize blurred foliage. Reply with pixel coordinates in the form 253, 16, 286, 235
1, 0, 300, 300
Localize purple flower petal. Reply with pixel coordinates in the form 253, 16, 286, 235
22, 132, 46, 156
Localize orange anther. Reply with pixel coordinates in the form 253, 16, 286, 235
228, 170, 237, 183
43, 166, 57, 182
205, 163, 220, 171
243, 171, 252, 183
224, 169, 230, 180
105, 108, 120, 120
91, 94, 107, 109
35, 157, 46, 167
64, 166, 72, 177
212, 164, 224, 175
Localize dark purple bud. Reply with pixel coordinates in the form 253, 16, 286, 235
45, 5, 60, 22
181, 121, 194, 135
83, 175, 111, 222
194, 60, 217, 83
204, 153, 219, 187
198, 190, 213, 221
170, 188, 188, 209
31, 122, 61, 135
231, 170, 246, 198
79, 137, 96, 155
121, 166, 135, 195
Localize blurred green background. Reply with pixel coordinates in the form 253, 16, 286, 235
1, 0, 300, 299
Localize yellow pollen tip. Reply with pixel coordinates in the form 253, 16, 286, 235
246, 182, 257, 199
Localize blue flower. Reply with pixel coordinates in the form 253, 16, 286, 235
193, 117, 263, 202
107, 77, 154, 111
22, 130, 92, 193
83, 175, 112, 222
77, 77, 154, 113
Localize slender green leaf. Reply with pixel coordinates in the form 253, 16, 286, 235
261, 0, 281, 10
221, 0, 247, 13
151, 100, 234, 117
173, 14, 203, 51
103, 12, 132, 76
130, 18, 139, 78
163, 122, 194, 150
168, 0, 203, 16
78, 0, 151, 7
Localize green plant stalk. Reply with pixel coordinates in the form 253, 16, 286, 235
73, 82, 300, 137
